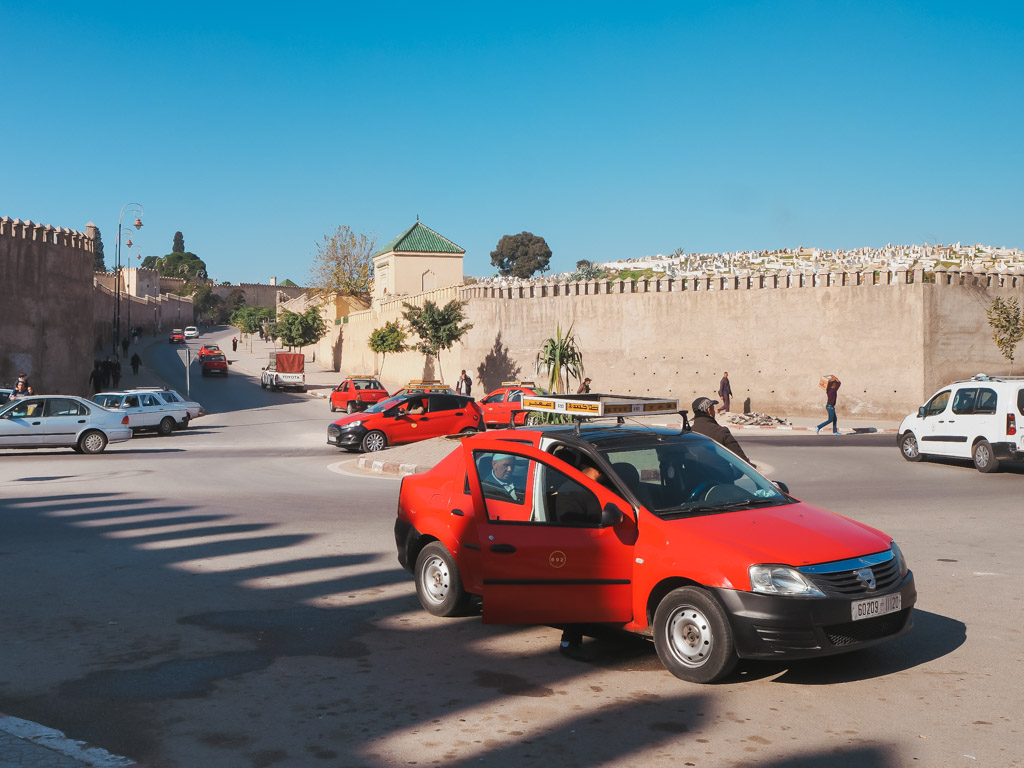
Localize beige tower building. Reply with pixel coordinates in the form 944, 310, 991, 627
372, 220, 465, 305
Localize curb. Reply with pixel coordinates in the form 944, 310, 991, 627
355, 457, 431, 477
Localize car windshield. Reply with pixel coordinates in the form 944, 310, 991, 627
208, 355, 226, 361
363, 395, 408, 414
92, 394, 123, 408
599, 434, 790, 518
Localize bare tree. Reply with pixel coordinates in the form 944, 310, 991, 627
308, 226, 377, 299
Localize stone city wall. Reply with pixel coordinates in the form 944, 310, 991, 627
213, 282, 307, 309
0, 217, 95, 393
91, 284, 194, 361
339, 269, 1024, 420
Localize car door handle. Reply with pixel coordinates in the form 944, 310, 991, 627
31, 421, 41, 425
455, 412, 464, 416
490, 543, 516, 554
78, 419, 86, 424
451, 508, 465, 517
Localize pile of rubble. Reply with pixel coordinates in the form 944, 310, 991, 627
721, 412, 789, 427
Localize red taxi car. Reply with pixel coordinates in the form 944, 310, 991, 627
168, 328, 185, 344
196, 344, 222, 361
480, 381, 545, 427
330, 376, 389, 414
328, 390, 483, 453
394, 394, 916, 683
201, 353, 229, 376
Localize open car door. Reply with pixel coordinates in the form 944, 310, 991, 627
462, 438, 637, 625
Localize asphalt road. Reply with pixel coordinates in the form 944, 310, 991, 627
1, 343, 1022, 767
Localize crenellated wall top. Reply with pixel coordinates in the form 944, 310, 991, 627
1, 215, 95, 253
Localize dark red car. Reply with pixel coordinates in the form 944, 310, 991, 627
201, 353, 228, 376
330, 377, 389, 414
327, 391, 483, 453
393, 394, 916, 683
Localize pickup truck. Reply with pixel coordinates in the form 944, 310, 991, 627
261, 352, 306, 392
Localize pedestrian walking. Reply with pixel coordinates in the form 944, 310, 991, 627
455, 369, 472, 397
89, 364, 104, 394
576, 377, 592, 394
101, 358, 113, 387
816, 375, 842, 435
130, 352, 142, 375
112, 360, 122, 389
689, 397, 751, 463
232, 336, 238, 352
718, 371, 733, 413
121, 336, 130, 358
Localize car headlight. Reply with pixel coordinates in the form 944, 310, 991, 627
891, 541, 908, 577
749, 565, 825, 597
343, 420, 364, 428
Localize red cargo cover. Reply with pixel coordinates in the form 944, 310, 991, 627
274, 353, 305, 373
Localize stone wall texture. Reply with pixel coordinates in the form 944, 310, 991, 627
1, 217, 95, 393
337, 270, 1024, 420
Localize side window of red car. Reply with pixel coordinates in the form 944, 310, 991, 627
507, 390, 523, 403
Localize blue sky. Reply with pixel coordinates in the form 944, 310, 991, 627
2, 2, 1022, 283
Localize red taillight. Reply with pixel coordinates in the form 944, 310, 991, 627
121, 415, 130, 425
1008, 413, 1016, 436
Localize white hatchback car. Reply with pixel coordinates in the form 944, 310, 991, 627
92, 391, 190, 436
184, 326, 199, 338
0, 395, 133, 453
898, 374, 1024, 472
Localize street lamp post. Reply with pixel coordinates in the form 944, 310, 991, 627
113, 203, 144, 356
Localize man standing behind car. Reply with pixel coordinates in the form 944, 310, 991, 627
689, 397, 751, 464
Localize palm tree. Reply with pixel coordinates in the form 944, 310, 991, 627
535, 323, 585, 395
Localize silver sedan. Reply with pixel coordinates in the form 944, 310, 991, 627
0, 395, 134, 453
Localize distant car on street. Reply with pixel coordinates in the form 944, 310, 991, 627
330, 377, 389, 413
328, 391, 483, 453
197, 344, 222, 361
168, 328, 185, 344
92, 391, 190, 435
201, 353, 229, 377
184, 326, 200, 338
0, 395, 133, 453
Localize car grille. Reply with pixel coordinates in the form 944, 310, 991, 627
805, 557, 902, 598
824, 609, 911, 647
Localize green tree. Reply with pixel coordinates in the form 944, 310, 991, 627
230, 305, 275, 335
401, 299, 473, 382
535, 323, 585, 395
190, 283, 226, 323
93, 227, 106, 272
142, 251, 207, 279
225, 288, 247, 316
368, 320, 408, 377
987, 296, 1024, 373
172, 231, 185, 253
308, 225, 377, 299
274, 306, 328, 349
490, 232, 552, 278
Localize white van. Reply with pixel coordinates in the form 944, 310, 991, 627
898, 374, 1024, 472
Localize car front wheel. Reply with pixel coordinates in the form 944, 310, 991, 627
346, 402, 356, 414
78, 430, 108, 455
415, 542, 469, 617
653, 586, 737, 683
973, 439, 1000, 473
360, 430, 387, 453
899, 432, 923, 462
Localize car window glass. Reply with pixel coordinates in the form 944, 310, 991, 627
975, 388, 997, 414
951, 388, 977, 415
45, 398, 82, 417
125, 396, 140, 408
8, 399, 44, 418
474, 451, 530, 515
141, 394, 158, 406
430, 394, 461, 412
483, 392, 506, 404
1018, 389, 1024, 417
94, 394, 121, 408
925, 390, 951, 416
507, 390, 523, 403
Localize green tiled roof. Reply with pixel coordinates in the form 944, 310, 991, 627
373, 221, 465, 257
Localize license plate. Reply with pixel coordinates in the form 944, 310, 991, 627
851, 594, 901, 621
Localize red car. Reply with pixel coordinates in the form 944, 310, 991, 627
168, 328, 185, 344
327, 391, 483, 453
196, 344, 222, 361
330, 377, 389, 414
394, 394, 916, 683
479, 381, 545, 427
201, 353, 228, 376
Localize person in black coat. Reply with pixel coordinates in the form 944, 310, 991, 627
689, 397, 751, 464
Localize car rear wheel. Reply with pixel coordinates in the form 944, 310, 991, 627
653, 586, 737, 684
415, 542, 469, 617
330, 402, 337, 412
346, 402, 356, 414
459, 427, 478, 435
973, 439, 1000, 473
78, 430, 108, 455
361, 430, 387, 453
157, 417, 175, 437
899, 432, 923, 462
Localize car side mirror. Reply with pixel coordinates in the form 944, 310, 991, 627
600, 502, 624, 528
774, 480, 790, 495
917, 406, 926, 418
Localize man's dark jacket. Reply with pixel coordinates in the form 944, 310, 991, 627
690, 413, 751, 464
